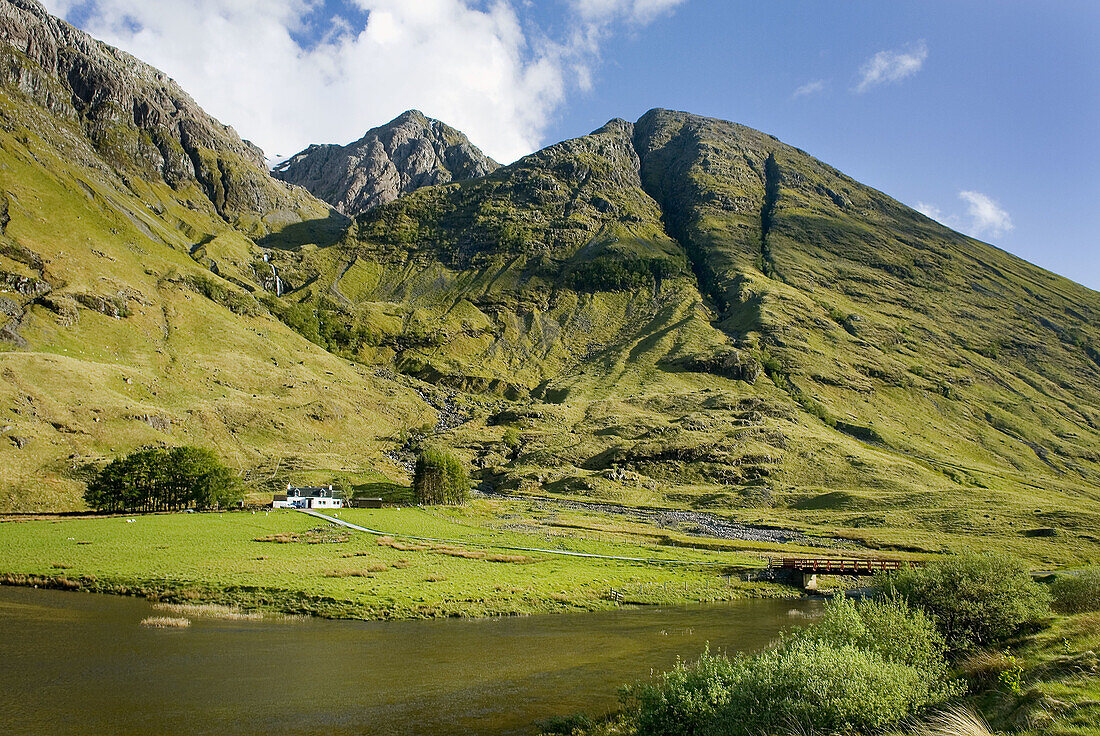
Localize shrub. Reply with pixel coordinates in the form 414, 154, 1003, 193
621, 647, 740, 736
621, 598, 959, 736
711, 641, 932, 735
1050, 568, 1100, 614
413, 447, 469, 505
875, 552, 1050, 652
624, 643, 939, 736
786, 596, 958, 700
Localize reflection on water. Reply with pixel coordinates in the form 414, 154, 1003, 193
0, 587, 819, 736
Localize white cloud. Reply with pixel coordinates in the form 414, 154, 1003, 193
39, 0, 684, 164
792, 79, 826, 99
571, 0, 687, 26
855, 40, 927, 93
959, 190, 1013, 238
914, 201, 944, 221
915, 191, 1013, 240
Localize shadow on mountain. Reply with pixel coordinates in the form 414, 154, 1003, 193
258, 210, 350, 250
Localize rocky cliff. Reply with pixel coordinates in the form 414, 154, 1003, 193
272, 110, 498, 216
0, 0, 327, 234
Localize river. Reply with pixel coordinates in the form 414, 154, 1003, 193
0, 587, 820, 735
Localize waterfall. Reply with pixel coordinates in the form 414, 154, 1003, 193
271, 264, 282, 296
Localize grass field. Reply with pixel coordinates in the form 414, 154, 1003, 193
0, 499, 802, 619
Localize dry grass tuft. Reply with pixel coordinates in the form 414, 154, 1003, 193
324, 562, 389, 577
254, 532, 300, 544
432, 546, 485, 560
423, 574, 448, 582
140, 616, 191, 628
376, 536, 429, 552
486, 554, 534, 563
956, 650, 1019, 691
908, 706, 993, 736
1063, 611, 1100, 638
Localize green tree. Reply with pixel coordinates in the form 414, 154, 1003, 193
413, 447, 469, 505
163, 446, 238, 509
84, 446, 239, 513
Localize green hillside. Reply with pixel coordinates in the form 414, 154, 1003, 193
1, 0, 1098, 565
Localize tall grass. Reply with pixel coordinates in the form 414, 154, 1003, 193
1050, 568, 1100, 614
904, 707, 993, 736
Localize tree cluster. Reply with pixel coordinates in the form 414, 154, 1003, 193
413, 447, 469, 505
84, 446, 239, 513
564, 257, 680, 292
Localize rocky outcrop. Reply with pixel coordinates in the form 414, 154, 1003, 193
0, 0, 326, 233
272, 110, 498, 216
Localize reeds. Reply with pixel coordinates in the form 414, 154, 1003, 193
152, 603, 264, 620
140, 616, 191, 628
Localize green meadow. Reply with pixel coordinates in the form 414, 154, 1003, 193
0, 500, 801, 619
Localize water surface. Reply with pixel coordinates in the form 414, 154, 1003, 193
0, 587, 819, 735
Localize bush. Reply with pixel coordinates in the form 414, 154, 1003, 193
713, 641, 932, 735
621, 647, 739, 736
875, 552, 1051, 652
413, 447, 469, 505
786, 596, 957, 699
1050, 568, 1100, 614
621, 598, 959, 736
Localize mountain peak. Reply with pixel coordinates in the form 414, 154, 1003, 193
273, 110, 499, 216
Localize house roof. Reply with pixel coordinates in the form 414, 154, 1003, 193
286, 485, 344, 499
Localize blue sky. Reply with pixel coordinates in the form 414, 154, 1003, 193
44, 0, 1099, 289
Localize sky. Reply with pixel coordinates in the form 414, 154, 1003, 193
41, 0, 1100, 290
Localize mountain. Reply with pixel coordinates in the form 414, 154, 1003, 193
2, 0, 1098, 564
272, 110, 499, 216
275, 111, 1100, 560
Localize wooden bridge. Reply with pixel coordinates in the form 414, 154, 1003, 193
768, 557, 923, 590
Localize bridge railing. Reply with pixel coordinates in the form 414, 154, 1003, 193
767, 558, 923, 575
